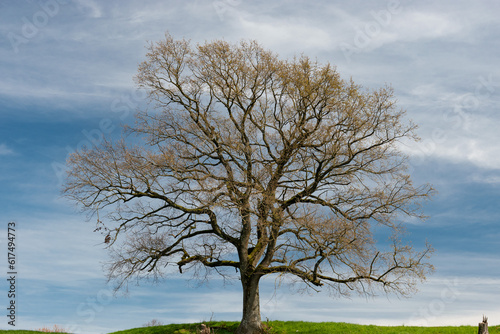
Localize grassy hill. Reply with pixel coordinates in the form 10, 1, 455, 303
1, 321, 499, 333
108, 321, 500, 334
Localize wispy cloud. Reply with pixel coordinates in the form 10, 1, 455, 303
237, 17, 333, 52
73, 0, 103, 18
0, 143, 14, 155
391, 11, 462, 41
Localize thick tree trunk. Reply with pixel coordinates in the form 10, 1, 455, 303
237, 274, 263, 334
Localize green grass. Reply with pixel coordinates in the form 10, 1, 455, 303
108, 321, 500, 334
1, 321, 499, 334
0, 331, 71, 334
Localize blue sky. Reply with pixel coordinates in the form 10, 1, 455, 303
1, 0, 500, 333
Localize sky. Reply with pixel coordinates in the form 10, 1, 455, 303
0, 0, 499, 333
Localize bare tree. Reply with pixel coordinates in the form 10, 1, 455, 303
64, 34, 434, 334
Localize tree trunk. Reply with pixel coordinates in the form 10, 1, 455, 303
237, 274, 263, 334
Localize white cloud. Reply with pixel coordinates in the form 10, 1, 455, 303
403, 110, 500, 171
330, 7, 463, 56
392, 11, 462, 41
234, 15, 334, 53
397, 73, 499, 171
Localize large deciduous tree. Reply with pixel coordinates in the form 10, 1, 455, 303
64, 34, 434, 334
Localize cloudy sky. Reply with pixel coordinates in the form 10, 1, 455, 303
1, 0, 499, 333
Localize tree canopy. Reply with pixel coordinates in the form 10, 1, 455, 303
64, 33, 434, 334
